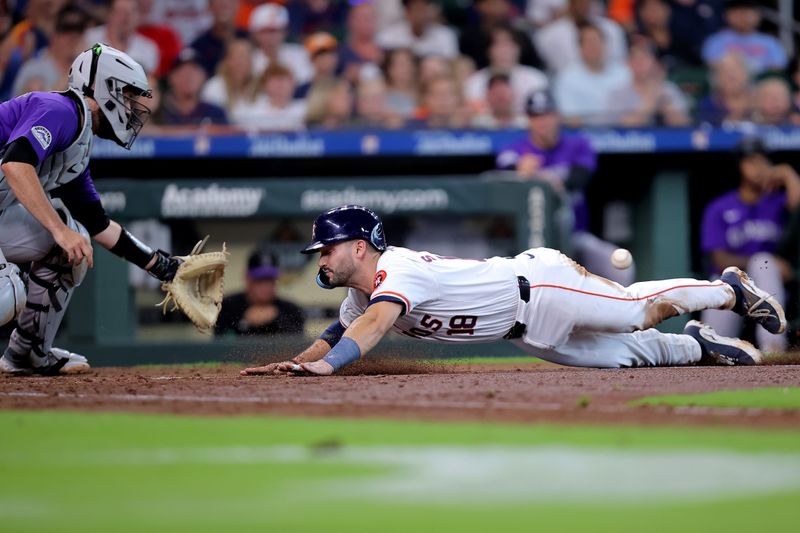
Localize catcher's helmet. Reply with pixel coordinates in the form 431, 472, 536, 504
301, 205, 386, 254
69, 43, 152, 150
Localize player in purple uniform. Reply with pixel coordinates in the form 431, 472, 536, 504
700, 137, 800, 352
495, 88, 635, 286
0, 44, 183, 375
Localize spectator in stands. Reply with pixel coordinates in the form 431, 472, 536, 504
156, 48, 229, 128
534, 0, 627, 74
553, 23, 631, 126
460, 0, 543, 71
464, 23, 549, 116
790, 56, 800, 125
352, 76, 405, 129
0, 0, 66, 99
287, 0, 347, 42
138, 0, 183, 78
701, 0, 787, 75
525, 0, 568, 29
215, 249, 305, 337
295, 31, 339, 99
496, 88, 635, 286
752, 77, 792, 126
190, 0, 249, 79
700, 137, 799, 352
471, 73, 527, 129
249, 3, 313, 86
84, 0, 160, 75
337, 0, 383, 83
696, 51, 753, 126
11, 4, 88, 96
418, 54, 452, 87
305, 78, 355, 129
200, 38, 255, 115
453, 54, 477, 100
669, 0, 725, 42
634, 0, 704, 70
381, 47, 419, 119
607, 36, 691, 127
232, 63, 307, 131
145, 0, 211, 47
378, 0, 459, 60
410, 75, 470, 128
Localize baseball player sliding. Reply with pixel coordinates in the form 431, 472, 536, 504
242, 205, 786, 376
0, 44, 183, 375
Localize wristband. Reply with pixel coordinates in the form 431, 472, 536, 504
321, 337, 361, 371
109, 228, 154, 268
319, 320, 346, 348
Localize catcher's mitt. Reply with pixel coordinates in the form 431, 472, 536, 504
156, 236, 228, 333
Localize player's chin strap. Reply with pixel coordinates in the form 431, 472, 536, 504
316, 268, 336, 289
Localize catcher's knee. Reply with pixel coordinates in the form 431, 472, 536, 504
49, 199, 90, 288
0, 262, 26, 326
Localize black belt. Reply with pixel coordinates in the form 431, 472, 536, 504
517, 276, 530, 303
503, 276, 530, 340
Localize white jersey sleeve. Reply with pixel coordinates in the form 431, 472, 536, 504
369, 248, 439, 315
338, 288, 370, 328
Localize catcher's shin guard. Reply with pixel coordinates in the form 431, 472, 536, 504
0, 261, 26, 326
6, 206, 89, 368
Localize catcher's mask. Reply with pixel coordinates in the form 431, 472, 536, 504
302, 205, 386, 290
68, 43, 152, 149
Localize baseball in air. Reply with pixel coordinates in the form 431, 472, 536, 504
611, 248, 633, 270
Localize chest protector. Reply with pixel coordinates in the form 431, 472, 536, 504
0, 89, 93, 211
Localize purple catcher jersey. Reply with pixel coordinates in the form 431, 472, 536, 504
701, 190, 787, 265
496, 134, 597, 231
0, 91, 99, 206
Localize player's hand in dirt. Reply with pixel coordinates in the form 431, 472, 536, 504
295, 360, 334, 376
240, 362, 288, 375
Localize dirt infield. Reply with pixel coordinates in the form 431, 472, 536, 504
1, 358, 799, 428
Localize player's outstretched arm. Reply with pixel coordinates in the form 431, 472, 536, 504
240, 339, 333, 376
298, 301, 402, 376
94, 220, 180, 281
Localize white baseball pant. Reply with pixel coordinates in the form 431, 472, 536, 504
509, 248, 735, 367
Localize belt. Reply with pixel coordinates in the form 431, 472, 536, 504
503, 276, 530, 340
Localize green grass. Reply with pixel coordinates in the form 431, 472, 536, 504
632, 387, 800, 410
1, 411, 799, 532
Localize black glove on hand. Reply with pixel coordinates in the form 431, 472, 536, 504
147, 250, 182, 282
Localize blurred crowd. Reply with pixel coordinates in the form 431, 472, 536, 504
1, 0, 799, 132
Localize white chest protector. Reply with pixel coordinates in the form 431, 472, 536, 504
0, 89, 93, 211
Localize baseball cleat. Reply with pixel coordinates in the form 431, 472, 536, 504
721, 266, 786, 334
46, 347, 91, 375
684, 320, 762, 366
0, 347, 91, 375
0, 351, 33, 375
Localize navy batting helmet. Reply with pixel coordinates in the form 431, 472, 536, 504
301, 205, 387, 254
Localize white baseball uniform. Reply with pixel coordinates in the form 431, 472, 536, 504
338, 246, 736, 368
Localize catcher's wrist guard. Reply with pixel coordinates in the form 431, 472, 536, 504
148, 250, 181, 282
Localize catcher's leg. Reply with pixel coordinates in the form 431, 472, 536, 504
0, 248, 26, 327
0, 202, 90, 375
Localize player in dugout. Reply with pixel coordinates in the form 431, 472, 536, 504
241, 204, 785, 376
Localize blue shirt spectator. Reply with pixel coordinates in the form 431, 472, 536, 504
701, 0, 787, 74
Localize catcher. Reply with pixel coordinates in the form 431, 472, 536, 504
0, 44, 226, 375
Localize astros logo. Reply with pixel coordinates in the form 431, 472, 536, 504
374, 270, 387, 289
